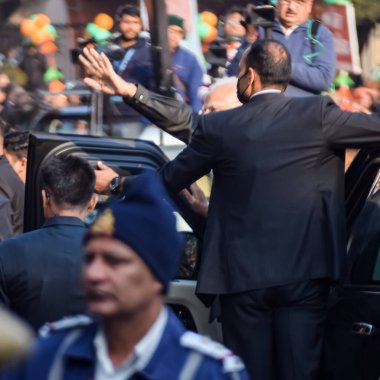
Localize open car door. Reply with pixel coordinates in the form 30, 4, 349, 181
324, 148, 380, 380
24, 132, 221, 340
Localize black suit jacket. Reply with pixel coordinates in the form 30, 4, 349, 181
161, 93, 380, 295
0, 216, 87, 330
0, 156, 24, 235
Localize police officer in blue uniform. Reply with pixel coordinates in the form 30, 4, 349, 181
1, 172, 249, 380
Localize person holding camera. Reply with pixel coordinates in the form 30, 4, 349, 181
206, 6, 259, 79
228, 0, 336, 97
108, 4, 154, 138
112, 4, 153, 89
221, 7, 247, 66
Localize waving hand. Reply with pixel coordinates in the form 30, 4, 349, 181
79, 47, 137, 97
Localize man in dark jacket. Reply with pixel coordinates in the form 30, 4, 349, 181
110, 4, 154, 138
0, 121, 24, 235
0, 155, 96, 331
80, 41, 380, 380
0, 194, 12, 241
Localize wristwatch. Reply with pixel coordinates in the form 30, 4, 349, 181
109, 175, 121, 195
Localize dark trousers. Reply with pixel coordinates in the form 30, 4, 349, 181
220, 279, 330, 380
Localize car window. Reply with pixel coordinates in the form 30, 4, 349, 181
84, 188, 201, 281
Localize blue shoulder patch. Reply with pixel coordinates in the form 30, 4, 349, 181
39, 315, 94, 338
180, 331, 245, 373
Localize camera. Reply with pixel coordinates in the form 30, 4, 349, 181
205, 36, 241, 78
243, 1, 276, 38
204, 1, 277, 78
70, 34, 126, 65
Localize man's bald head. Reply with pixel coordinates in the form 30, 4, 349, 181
203, 78, 241, 114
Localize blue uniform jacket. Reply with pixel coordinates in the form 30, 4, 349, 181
0, 310, 249, 380
0, 312, 248, 380
0, 216, 87, 331
172, 46, 204, 112
228, 19, 336, 96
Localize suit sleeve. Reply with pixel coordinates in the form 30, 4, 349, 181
290, 26, 336, 94
322, 97, 380, 148
0, 240, 22, 307
0, 197, 12, 242
124, 85, 197, 144
0, 256, 10, 307
160, 115, 222, 193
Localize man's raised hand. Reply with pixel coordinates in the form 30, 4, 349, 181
79, 47, 137, 98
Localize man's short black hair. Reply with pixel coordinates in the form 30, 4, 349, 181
115, 4, 141, 22
3, 131, 29, 159
41, 155, 95, 209
0, 119, 14, 138
246, 39, 291, 89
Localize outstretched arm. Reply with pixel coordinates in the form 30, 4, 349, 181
79, 48, 195, 144
93, 160, 209, 217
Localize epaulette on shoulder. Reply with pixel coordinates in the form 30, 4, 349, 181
39, 315, 94, 338
180, 331, 245, 373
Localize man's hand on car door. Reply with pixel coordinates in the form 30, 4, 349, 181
94, 161, 119, 195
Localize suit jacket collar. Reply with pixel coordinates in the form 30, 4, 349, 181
248, 92, 287, 106
273, 19, 309, 33
42, 216, 86, 229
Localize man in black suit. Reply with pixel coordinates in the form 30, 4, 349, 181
0, 194, 12, 241
0, 155, 96, 331
80, 41, 380, 380
0, 121, 24, 235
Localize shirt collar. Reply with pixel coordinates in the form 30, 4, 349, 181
94, 307, 168, 378
273, 19, 309, 35
134, 306, 168, 369
281, 24, 299, 36
42, 216, 86, 228
250, 89, 282, 100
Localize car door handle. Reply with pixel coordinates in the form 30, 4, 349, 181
352, 322, 375, 336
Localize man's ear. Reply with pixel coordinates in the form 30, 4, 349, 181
19, 156, 27, 173
41, 189, 48, 209
87, 194, 97, 212
248, 67, 256, 85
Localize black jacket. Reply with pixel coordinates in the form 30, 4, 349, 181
0, 216, 87, 330
0, 193, 12, 241
0, 156, 24, 235
124, 84, 195, 144
159, 93, 380, 295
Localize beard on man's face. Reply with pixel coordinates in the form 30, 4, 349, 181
120, 33, 138, 42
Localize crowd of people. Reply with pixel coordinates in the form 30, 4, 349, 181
0, 2, 379, 134
0, 0, 380, 380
